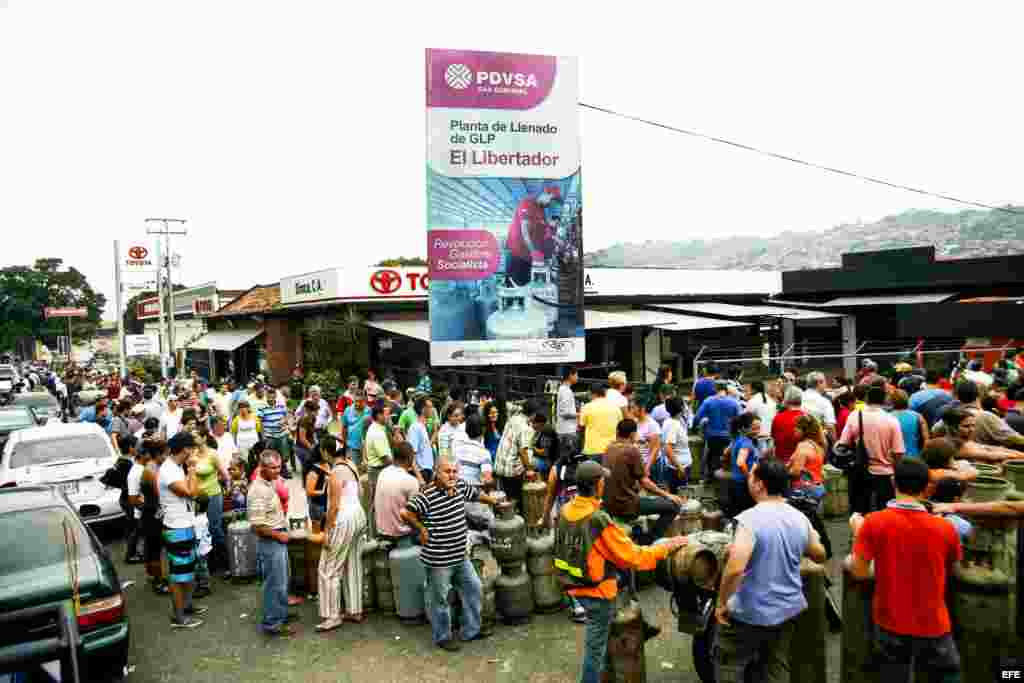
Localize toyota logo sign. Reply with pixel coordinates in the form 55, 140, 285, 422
370, 270, 402, 295
128, 246, 148, 260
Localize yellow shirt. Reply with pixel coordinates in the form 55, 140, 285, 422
580, 397, 622, 456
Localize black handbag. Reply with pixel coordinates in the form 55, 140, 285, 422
830, 412, 868, 473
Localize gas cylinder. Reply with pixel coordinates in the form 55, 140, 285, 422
668, 498, 703, 537
227, 518, 257, 580
491, 501, 526, 567
373, 540, 395, 613
304, 533, 322, 597
526, 531, 562, 612
822, 464, 849, 518
360, 538, 378, 612
389, 536, 427, 623
359, 473, 370, 517
288, 527, 307, 594
950, 561, 1016, 682
525, 531, 555, 577
669, 531, 731, 592
605, 598, 647, 683
470, 541, 500, 590
522, 480, 547, 530
481, 585, 497, 631
495, 563, 534, 624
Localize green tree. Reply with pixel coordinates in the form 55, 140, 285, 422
375, 257, 427, 267
0, 266, 49, 355
0, 259, 106, 355
33, 258, 107, 343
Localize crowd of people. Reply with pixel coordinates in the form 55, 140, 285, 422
47, 348, 1024, 681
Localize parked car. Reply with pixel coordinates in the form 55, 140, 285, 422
0, 423, 123, 525
0, 406, 41, 449
0, 485, 129, 681
12, 391, 63, 425
0, 365, 19, 405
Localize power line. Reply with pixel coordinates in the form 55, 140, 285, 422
579, 102, 1023, 216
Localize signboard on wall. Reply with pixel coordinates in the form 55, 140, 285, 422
125, 334, 160, 356
279, 268, 431, 305
425, 48, 584, 366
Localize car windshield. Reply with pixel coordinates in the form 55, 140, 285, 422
10, 434, 110, 469
0, 507, 91, 574
15, 395, 57, 410
0, 410, 36, 430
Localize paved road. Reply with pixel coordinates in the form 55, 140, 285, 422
108, 493, 850, 683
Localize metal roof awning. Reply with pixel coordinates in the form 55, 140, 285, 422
367, 308, 745, 340
366, 319, 431, 342
187, 328, 264, 351
771, 293, 956, 307
648, 302, 841, 321
584, 309, 686, 331
653, 314, 752, 332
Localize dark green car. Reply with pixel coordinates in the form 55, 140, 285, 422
0, 486, 129, 681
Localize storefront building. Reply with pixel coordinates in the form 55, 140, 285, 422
770, 246, 1024, 375
136, 283, 245, 379
257, 265, 784, 392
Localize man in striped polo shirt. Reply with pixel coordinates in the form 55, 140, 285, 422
402, 458, 500, 651
258, 390, 292, 470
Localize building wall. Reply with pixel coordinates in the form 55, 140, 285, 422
143, 318, 206, 356
264, 317, 301, 385
783, 247, 1024, 296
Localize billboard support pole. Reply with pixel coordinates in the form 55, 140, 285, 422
66, 317, 72, 366
114, 240, 127, 380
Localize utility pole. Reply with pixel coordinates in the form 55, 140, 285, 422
145, 218, 187, 376
155, 240, 167, 379
113, 240, 127, 380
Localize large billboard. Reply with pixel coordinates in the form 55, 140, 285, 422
426, 48, 584, 367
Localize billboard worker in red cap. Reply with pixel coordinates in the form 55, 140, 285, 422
506, 185, 563, 286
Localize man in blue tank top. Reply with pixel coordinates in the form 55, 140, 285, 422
714, 458, 827, 683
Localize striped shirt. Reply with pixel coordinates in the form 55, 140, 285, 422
259, 405, 289, 439
407, 479, 480, 568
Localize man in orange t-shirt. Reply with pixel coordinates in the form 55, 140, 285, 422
558, 461, 686, 683
849, 458, 961, 681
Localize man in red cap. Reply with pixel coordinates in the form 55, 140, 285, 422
505, 186, 562, 286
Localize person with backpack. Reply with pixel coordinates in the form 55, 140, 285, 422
554, 461, 687, 683
537, 430, 592, 623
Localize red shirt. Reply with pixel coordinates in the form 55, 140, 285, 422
771, 408, 804, 463
836, 406, 852, 438
853, 503, 961, 637
506, 198, 548, 260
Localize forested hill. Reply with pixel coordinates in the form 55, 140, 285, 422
583, 206, 1024, 270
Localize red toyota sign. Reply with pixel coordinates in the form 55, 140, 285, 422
128, 246, 148, 260
370, 270, 402, 294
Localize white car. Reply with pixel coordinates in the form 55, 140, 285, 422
0, 423, 123, 524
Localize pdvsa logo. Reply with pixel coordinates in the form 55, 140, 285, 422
444, 64, 473, 90
445, 63, 539, 91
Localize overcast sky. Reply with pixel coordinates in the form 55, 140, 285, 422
2, 2, 1021, 318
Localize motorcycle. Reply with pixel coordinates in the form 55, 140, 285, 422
659, 497, 841, 683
